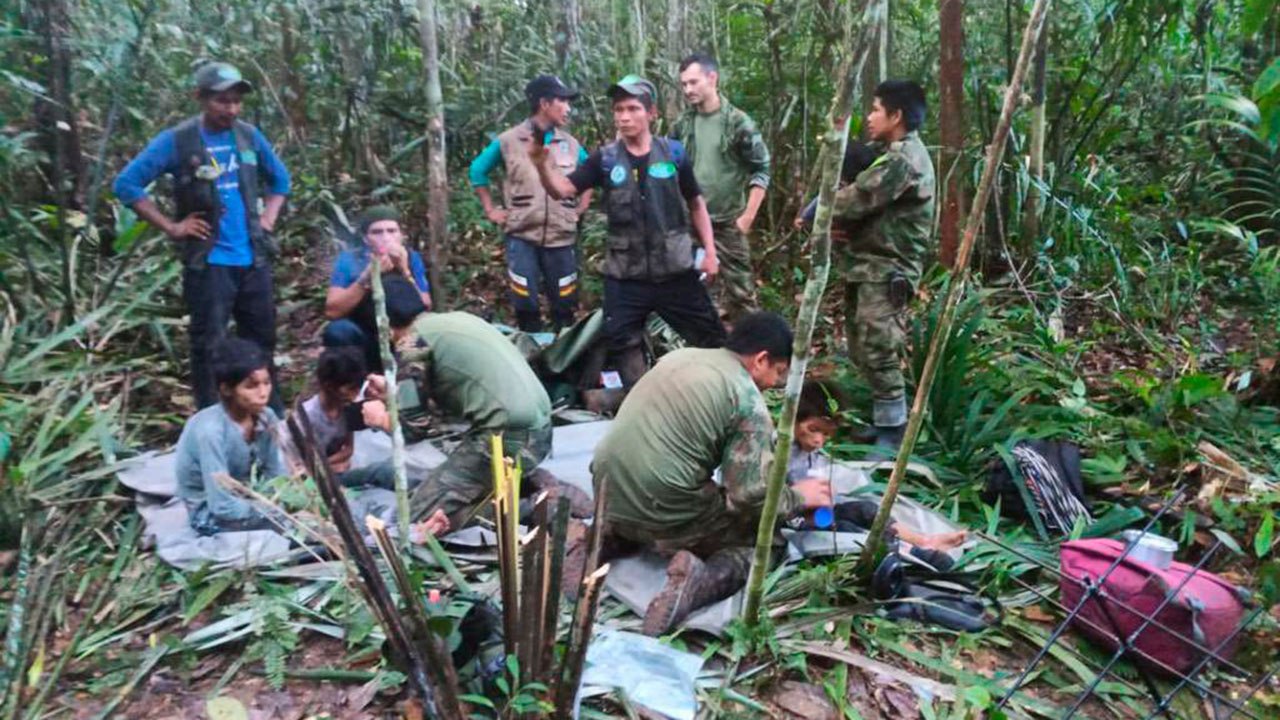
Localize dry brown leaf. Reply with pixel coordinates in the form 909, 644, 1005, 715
770, 681, 838, 720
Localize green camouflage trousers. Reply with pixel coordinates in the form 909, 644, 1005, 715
711, 222, 758, 323
409, 423, 553, 529
605, 506, 784, 581
844, 279, 911, 426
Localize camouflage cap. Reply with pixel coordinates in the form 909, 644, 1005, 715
607, 75, 657, 105
194, 62, 253, 94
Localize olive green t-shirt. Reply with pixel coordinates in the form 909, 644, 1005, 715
397, 312, 551, 432
595, 347, 803, 531
691, 111, 748, 222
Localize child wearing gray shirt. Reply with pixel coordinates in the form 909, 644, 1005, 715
174, 338, 287, 535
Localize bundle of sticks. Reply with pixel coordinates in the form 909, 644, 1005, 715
489, 435, 611, 717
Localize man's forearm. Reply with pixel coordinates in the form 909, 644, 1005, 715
575, 189, 593, 216
742, 185, 766, 222
324, 281, 367, 319
262, 194, 286, 224
131, 198, 176, 236
690, 196, 715, 253
535, 159, 578, 200
475, 186, 498, 213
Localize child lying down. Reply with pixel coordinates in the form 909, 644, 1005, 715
787, 380, 966, 565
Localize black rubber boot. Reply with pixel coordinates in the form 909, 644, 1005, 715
642, 551, 746, 636
865, 424, 905, 463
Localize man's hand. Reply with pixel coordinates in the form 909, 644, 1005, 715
168, 213, 211, 241
485, 207, 509, 226
791, 478, 833, 508
327, 442, 354, 474
421, 292, 434, 311
734, 211, 756, 235
385, 243, 411, 275
700, 249, 720, 280
362, 399, 392, 432
259, 209, 279, 233
527, 137, 548, 166
364, 374, 388, 401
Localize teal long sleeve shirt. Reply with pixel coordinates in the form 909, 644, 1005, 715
468, 134, 590, 187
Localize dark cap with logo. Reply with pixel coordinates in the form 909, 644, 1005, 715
194, 62, 254, 94
525, 75, 580, 104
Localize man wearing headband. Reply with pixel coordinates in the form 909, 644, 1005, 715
323, 205, 433, 371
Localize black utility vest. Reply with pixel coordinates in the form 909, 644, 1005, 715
172, 116, 273, 268
599, 138, 695, 281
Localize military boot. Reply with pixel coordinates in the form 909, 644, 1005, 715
642, 551, 746, 636
865, 424, 905, 463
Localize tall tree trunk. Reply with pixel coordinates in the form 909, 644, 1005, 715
1020, 22, 1049, 248
857, 0, 1052, 579
631, 0, 647, 72
742, 0, 888, 627
418, 0, 449, 306
30, 0, 82, 321
557, 0, 582, 71
280, 2, 309, 141
937, 0, 966, 268
665, 0, 686, 119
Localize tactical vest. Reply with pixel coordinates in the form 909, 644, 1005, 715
599, 138, 694, 281
496, 121, 582, 248
172, 116, 272, 269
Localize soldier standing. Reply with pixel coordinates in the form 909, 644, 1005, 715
673, 53, 771, 325
831, 80, 935, 455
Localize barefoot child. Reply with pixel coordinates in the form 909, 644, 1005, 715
788, 381, 967, 556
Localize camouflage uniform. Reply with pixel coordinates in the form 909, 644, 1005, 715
831, 131, 935, 427
593, 348, 802, 578
672, 96, 771, 323
395, 312, 553, 529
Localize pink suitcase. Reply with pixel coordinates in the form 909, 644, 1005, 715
1058, 539, 1248, 676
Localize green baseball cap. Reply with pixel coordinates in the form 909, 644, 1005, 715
607, 75, 657, 104
194, 62, 254, 94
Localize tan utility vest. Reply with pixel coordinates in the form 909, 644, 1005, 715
496, 121, 582, 247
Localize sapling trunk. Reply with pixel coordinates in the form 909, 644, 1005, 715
417, 0, 449, 306
742, 0, 887, 626
369, 261, 411, 549
856, 0, 1054, 579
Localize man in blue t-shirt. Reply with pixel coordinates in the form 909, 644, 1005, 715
322, 205, 432, 371
113, 62, 291, 410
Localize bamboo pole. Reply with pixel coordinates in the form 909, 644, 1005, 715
369, 261, 411, 549
742, 0, 887, 626
555, 564, 610, 719
284, 412, 435, 705
856, 0, 1054, 578
366, 517, 466, 720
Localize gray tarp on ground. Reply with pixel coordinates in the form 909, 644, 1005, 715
118, 420, 969, 636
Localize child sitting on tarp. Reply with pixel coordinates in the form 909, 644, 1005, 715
298, 346, 393, 489
788, 380, 966, 558
293, 346, 451, 539
175, 337, 288, 535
